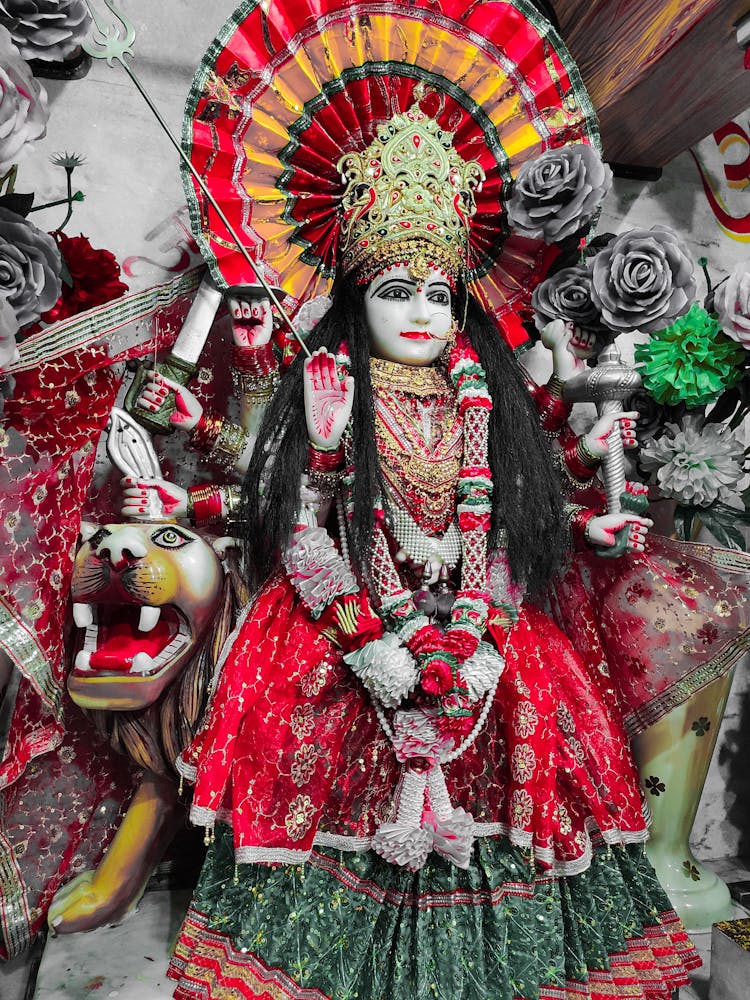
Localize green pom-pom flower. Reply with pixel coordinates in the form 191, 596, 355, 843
635, 303, 744, 409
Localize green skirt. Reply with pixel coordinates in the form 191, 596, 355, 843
167, 824, 698, 1000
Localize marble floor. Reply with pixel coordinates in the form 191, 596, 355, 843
21, 858, 750, 1000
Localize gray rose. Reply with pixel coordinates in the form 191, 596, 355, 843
506, 143, 613, 243
0, 0, 91, 62
589, 226, 697, 334
531, 266, 604, 332
0, 24, 48, 171
0, 208, 61, 328
624, 388, 685, 445
713, 262, 750, 348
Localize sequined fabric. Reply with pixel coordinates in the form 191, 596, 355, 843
168, 826, 699, 1000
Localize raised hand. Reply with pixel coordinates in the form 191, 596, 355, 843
121, 477, 188, 520
540, 319, 588, 382
303, 348, 355, 451
582, 410, 639, 460
587, 513, 653, 554
228, 293, 273, 347
136, 369, 203, 432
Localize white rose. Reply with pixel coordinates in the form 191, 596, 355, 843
0, 24, 49, 172
714, 262, 750, 348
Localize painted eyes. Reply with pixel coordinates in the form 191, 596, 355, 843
374, 284, 450, 305
151, 526, 194, 549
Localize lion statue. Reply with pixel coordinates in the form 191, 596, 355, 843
48, 520, 248, 934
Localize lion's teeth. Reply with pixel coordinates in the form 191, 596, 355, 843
73, 603, 94, 628
131, 652, 155, 674
75, 650, 92, 672
138, 606, 161, 633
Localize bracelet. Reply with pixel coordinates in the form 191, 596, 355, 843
531, 383, 571, 434
232, 342, 276, 375
545, 373, 565, 400
577, 435, 600, 467
190, 410, 223, 453
562, 436, 598, 481
220, 485, 242, 523
308, 443, 344, 471
306, 467, 343, 497
566, 504, 598, 549
232, 369, 280, 401
209, 420, 250, 471
188, 484, 224, 527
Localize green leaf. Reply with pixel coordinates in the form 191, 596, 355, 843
673, 505, 696, 542
705, 386, 741, 424
697, 507, 747, 550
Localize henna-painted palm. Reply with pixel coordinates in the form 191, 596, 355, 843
303, 348, 355, 450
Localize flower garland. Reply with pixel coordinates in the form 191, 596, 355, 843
336, 332, 502, 741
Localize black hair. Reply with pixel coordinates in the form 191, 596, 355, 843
240, 272, 567, 596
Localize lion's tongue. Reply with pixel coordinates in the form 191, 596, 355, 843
89, 612, 173, 672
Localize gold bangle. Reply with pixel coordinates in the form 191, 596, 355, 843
232, 369, 280, 399
577, 435, 599, 467
209, 420, 250, 470
220, 485, 242, 522
545, 374, 565, 400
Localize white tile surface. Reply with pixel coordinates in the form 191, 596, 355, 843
34, 890, 190, 1000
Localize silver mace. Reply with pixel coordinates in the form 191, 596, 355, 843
562, 343, 642, 549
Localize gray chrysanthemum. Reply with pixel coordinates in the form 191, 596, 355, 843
589, 226, 697, 334
0, 0, 91, 62
0, 208, 61, 329
506, 143, 613, 243
640, 421, 745, 507
531, 265, 604, 332
0, 25, 48, 171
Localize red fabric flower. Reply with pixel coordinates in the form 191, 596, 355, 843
420, 657, 454, 696
440, 629, 479, 661
407, 623, 443, 657
42, 231, 128, 323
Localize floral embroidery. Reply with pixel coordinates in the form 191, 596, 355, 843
555, 802, 572, 835
697, 623, 718, 645
300, 659, 330, 698
714, 599, 731, 618
510, 788, 533, 827
511, 743, 536, 783
291, 744, 321, 787
567, 736, 585, 764
556, 703, 576, 734
290, 703, 315, 740
513, 700, 538, 738
284, 794, 315, 840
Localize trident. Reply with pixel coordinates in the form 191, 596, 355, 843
82, 0, 309, 358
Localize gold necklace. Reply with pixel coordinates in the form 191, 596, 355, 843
369, 356, 450, 396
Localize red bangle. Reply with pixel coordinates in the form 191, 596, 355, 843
232, 342, 276, 376
531, 383, 571, 433
308, 443, 344, 471
188, 484, 224, 527
190, 409, 223, 453
570, 507, 598, 549
563, 434, 597, 481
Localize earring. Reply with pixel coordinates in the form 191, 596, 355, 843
444, 319, 458, 350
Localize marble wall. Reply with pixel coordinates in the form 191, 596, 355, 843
15, 0, 750, 861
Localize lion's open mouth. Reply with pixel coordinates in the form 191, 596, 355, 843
72, 602, 191, 677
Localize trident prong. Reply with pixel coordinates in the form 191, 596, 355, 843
83, 0, 135, 66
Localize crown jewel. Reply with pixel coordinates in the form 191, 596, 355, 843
337, 95, 484, 283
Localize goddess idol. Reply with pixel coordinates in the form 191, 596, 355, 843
123, 1, 701, 997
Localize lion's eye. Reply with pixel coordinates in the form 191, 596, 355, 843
151, 526, 193, 550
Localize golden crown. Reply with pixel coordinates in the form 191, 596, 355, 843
337, 96, 484, 284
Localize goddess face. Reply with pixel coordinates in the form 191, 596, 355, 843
364, 265, 452, 366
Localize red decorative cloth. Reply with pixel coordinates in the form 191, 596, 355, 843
183, 575, 649, 871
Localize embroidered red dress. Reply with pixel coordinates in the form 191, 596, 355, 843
169, 360, 699, 1000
